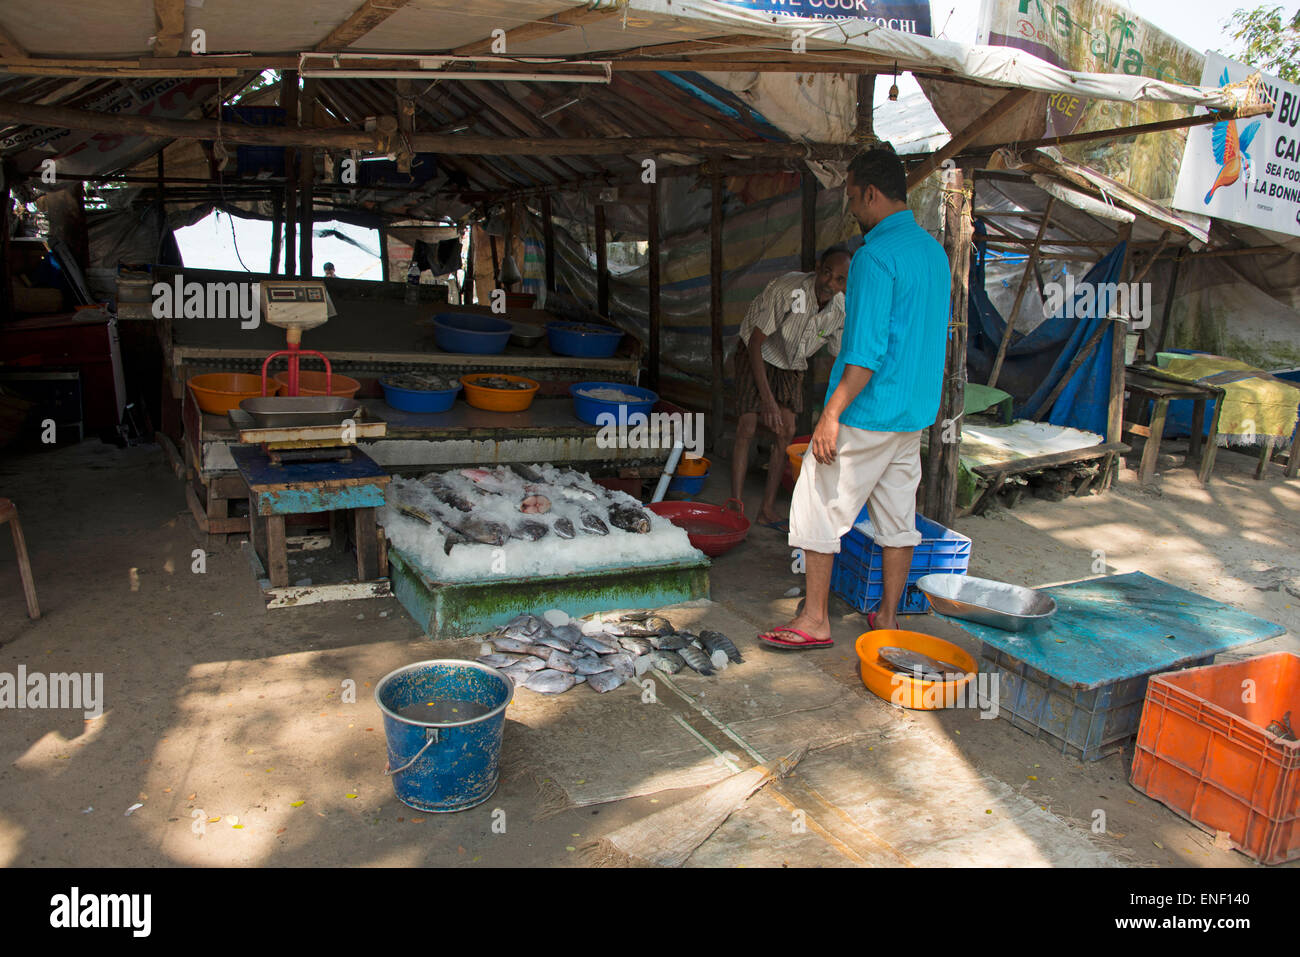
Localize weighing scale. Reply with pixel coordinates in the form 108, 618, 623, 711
259, 279, 337, 397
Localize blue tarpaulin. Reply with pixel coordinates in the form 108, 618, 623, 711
966, 220, 1126, 437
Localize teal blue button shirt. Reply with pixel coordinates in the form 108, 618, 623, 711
827, 209, 951, 433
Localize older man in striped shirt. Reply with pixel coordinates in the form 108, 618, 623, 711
730, 245, 852, 526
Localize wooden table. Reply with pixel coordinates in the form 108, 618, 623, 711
1123, 365, 1224, 485
232, 445, 391, 588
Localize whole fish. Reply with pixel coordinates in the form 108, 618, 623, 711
573, 673, 587, 684
502, 613, 544, 637
534, 633, 576, 653
509, 463, 548, 483
618, 610, 652, 622
545, 649, 581, 674
476, 653, 522, 669
422, 476, 476, 512
460, 467, 510, 495
523, 669, 576, 694
587, 671, 628, 694
649, 650, 685, 674
580, 633, 620, 655
396, 503, 433, 525
605, 652, 636, 677
500, 663, 534, 683
552, 517, 576, 539
559, 485, 600, 504
643, 616, 674, 635
445, 513, 509, 548
607, 502, 651, 534
508, 655, 548, 673
617, 636, 654, 657
579, 511, 609, 535
512, 519, 550, 541
698, 629, 744, 664
491, 636, 536, 655
574, 655, 613, 675
651, 632, 691, 651
551, 623, 585, 644
678, 644, 717, 676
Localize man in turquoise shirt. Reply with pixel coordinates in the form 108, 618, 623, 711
760, 147, 951, 649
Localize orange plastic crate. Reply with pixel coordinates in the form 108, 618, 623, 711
1130, 652, 1300, 865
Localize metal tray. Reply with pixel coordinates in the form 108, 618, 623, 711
238, 396, 362, 428
917, 573, 1056, 632
509, 322, 545, 347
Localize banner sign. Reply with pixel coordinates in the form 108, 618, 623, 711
718, 0, 932, 35
1173, 52, 1300, 238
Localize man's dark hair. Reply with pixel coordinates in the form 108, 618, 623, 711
819, 244, 851, 267
846, 147, 907, 203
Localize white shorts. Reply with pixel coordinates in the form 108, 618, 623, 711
788, 424, 923, 553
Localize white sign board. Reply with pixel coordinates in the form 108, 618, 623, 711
1173, 51, 1300, 237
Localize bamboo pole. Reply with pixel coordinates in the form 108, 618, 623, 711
710, 165, 725, 452
987, 196, 1054, 389
647, 178, 661, 393
541, 192, 556, 294
594, 203, 608, 318
907, 89, 1032, 188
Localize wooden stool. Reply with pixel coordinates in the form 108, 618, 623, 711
0, 498, 40, 619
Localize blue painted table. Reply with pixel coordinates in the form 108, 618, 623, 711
946, 572, 1285, 759
232, 445, 391, 587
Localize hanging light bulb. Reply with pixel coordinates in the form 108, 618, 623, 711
888, 61, 899, 102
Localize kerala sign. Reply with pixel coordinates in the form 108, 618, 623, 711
978, 0, 1204, 204
717, 0, 931, 34
1173, 52, 1300, 238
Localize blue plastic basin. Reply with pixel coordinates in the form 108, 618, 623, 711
547, 321, 623, 358
668, 471, 708, 497
569, 381, 658, 426
381, 378, 460, 413
433, 313, 512, 355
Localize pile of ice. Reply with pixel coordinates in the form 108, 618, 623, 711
381, 464, 701, 583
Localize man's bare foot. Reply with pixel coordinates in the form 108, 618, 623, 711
755, 507, 785, 525
871, 611, 899, 630
772, 612, 831, 644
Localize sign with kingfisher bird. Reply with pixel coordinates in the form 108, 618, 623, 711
1174, 52, 1300, 238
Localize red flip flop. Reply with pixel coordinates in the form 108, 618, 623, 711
757, 627, 833, 650
867, 612, 879, 630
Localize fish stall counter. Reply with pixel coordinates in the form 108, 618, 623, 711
382, 465, 710, 639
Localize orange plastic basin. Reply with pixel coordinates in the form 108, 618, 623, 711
854, 629, 977, 710
786, 442, 810, 482
188, 373, 275, 414
461, 373, 540, 412
676, 455, 710, 477
273, 370, 361, 398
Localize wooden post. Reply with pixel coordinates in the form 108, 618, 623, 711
987, 196, 1054, 388
855, 74, 875, 142
462, 223, 474, 304
269, 194, 283, 274
298, 79, 315, 277
926, 168, 972, 525
1154, 252, 1182, 355
281, 70, 298, 277
156, 150, 165, 216
647, 178, 662, 392
378, 223, 390, 282
489, 233, 500, 286
799, 167, 819, 435
541, 192, 556, 294
0, 167, 11, 320
594, 203, 608, 317
1103, 223, 1133, 485
709, 165, 724, 452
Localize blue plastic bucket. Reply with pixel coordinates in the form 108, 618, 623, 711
432, 313, 512, 355
569, 381, 659, 426
380, 378, 460, 413
375, 660, 513, 812
668, 470, 708, 496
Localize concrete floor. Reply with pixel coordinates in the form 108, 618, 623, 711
0, 437, 1296, 867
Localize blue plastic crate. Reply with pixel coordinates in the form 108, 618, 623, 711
829, 509, 971, 615
978, 644, 1215, 761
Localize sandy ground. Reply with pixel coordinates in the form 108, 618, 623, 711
0, 437, 1295, 868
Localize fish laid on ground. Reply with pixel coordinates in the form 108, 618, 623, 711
499, 663, 534, 683
491, 636, 537, 655
587, 671, 628, 693
545, 649, 581, 674
574, 656, 613, 675
508, 655, 547, 673
476, 653, 522, 669
619, 610, 651, 622
579, 511, 609, 535
651, 632, 690, 651
534, 633, 575, 653
503, 612, 544, 636
580, 634, 620, 655
522, 669, 576, 694
649, 650, 685, 674
605, 652, 636, 678
698, 629, 744, 664
552, 517, 576, 539
512, 519, 550, 541
551, 623, 585, 644
607, 502, 651, 534
678, 644, 717, 676
617, 636, 654, 657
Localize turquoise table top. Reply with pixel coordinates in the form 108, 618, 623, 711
946, 572, 1284, 690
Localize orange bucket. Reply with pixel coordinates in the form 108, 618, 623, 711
786, 442, 810, 482
188, 373, 275, 414
461, 373, 540, 412
854, 629, 977, 710
273, 370, 361, 398
676, 455, 710, 477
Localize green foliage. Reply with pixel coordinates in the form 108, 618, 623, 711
1222, 5, 1300, 82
